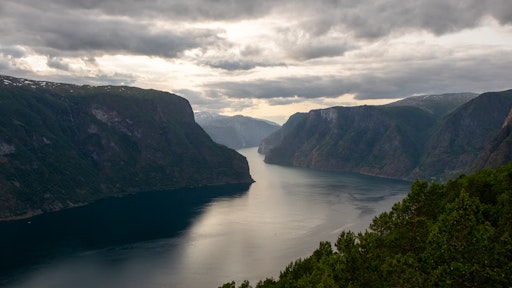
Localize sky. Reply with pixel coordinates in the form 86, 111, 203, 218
1, 0, 511, 124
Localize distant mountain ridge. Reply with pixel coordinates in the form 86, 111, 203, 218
195, 112, 280, 150
0, 75, 253, 221
260, 90, 512, 180
385, 92, 478, 118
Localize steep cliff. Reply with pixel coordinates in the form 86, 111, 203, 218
473, 108, 512, 170
0, 75, 253, 220
264, 105, 437, 179
261, 90, 512, 180
258, 112, 307, 154
414, 90, 512, 179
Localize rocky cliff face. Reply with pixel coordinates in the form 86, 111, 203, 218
195, 112, 280, 150
0, 75, 253, 221
258, 112, 307, 154
261, 90, 512, 180
264, 105, 437, 179
473, 108, 512, 170
412, 90, 512, 179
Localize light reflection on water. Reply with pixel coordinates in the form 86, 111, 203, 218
1, 147, 411, 288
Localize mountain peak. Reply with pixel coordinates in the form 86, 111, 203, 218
260, 89, 512, 181
386, 92, 478, 118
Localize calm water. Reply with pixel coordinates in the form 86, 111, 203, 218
0, 147, 411, 288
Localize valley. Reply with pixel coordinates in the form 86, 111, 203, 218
1, 75, 511, 288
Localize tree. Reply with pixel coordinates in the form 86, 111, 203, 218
223, 164, 512, 287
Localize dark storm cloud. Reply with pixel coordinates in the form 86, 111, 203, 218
205, 74, 407, 102
295, 0, 512, 39
0, 47, 26, 59
47, 57, 71, 71
14, 0, 510, 34
0, 49, 30, 78
197, 44, 287, 71
207, 50, 512, 102
205, 60, 263, 71
175, 89, 227, 110
10, 0, 276, 22
276, 26, 356, 61
0, 1, 225, 58
206, 76, 349, 100
175, 88, 255, 113
290, 43, 348, 61
2, 0, 511, 64
0, 61, 8, 71
201, 59, 287, 71
364, 54, 512, 99
1, 0, 511, 109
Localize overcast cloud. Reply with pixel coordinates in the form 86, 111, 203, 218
1, 0, 511, 123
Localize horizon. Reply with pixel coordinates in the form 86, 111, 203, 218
1, 1, 511, 124
3, 73, 486, 126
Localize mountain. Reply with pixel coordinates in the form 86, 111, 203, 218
263, 105, 437, 179
260, 90, 512, 180
472, 108, 512, 171
385, 92, 477, 118
222, 163, 512, 287
0, 75, 253, 221
259, 93, 476, 156
258, 112, 307, 154
412, 90, 512, 179
194, 112, 280, 150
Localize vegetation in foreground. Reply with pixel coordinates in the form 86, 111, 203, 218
221, 163, 512, 287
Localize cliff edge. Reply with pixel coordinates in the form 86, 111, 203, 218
0, 75, 253, 220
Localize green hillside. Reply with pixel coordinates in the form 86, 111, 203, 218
261, 89, 512, 181
222, 163, 512, 287
0, 75, 253, 220
264, 105, 438, 179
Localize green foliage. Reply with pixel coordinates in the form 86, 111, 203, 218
0, 77, 253, 219
265, 105, 440, 179
222, 163, 512, 287
219, 280, 253, 288
263, 90, 512, 181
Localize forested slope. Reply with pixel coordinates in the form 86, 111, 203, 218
0, 75, 253, 220
222, 163, 512, 287
261, 90, 512, 181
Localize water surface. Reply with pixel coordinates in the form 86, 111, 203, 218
0, 147, 411, 287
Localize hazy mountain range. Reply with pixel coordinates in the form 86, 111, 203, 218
195, 112, 281, 150
0, 75, 253, 220
260, 91, 512, 180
